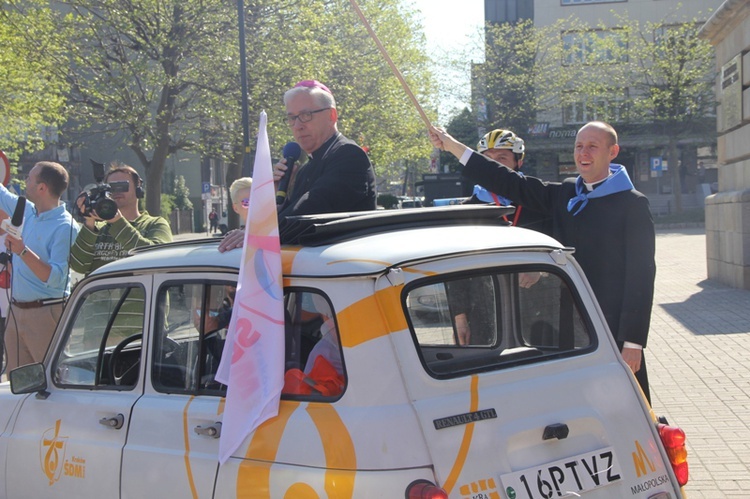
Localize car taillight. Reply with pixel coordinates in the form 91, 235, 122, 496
406, 480, 449, 499
658, 423, 689, 486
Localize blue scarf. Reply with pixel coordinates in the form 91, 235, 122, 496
472, 170, 525, 206
567, 164, 634, 216
473, 185, 512, 206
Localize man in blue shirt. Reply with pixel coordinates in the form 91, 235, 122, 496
0, 161, 79, 372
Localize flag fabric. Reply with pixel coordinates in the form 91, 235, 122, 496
216, 111, 285, 464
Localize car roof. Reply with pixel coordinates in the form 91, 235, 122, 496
91, 206, 566, 278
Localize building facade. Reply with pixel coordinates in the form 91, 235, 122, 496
699, 0, 750, 289
477, 0, 723, 214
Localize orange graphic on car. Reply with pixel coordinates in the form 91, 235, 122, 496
41, 419, 67, 485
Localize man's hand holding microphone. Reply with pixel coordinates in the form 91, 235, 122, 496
218, 142, 301, 253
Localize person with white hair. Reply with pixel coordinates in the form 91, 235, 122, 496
219, 80, 376, 252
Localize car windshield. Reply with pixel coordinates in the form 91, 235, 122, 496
405, 267, 594, 377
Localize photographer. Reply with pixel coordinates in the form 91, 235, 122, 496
70, 162, 172, 276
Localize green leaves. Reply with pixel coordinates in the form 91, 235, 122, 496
0, 1, 68, 157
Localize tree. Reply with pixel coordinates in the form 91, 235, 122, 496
173, 175, 193, 211
259, 0, 436, 175
31, 0, 434, 218
633, 20, 715, 212
580, 15, 716, 212
0, 1, 68, 159
468, 13, 715, 214
51, 0, 240, 216
472, 17, 585, 136
440, 107, 478, 173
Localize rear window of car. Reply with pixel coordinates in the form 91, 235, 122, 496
404, 266, 596, 377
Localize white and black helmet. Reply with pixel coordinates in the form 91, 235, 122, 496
477, 129, 525, 161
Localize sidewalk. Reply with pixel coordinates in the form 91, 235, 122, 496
650, 228, 750, 497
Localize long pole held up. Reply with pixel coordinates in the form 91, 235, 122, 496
348, 0, 433, 128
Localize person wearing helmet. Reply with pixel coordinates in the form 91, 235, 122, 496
452, 130, 551, 347
430, 122, 655, 403
464, 129, 551, 235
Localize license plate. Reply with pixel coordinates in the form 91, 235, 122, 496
500, 446, 622, 499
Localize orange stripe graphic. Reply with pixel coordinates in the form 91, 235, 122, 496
307, 404, 357, 497
442, 375, 479, 494
182, 396, 199, 499
237, 401, 300, 496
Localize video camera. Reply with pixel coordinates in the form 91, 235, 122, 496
73, 160, 128, 221
74, 181, 129, 221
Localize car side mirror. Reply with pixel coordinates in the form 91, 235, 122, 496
9, 363, 48, 396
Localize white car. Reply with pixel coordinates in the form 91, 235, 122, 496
0, 206, 688, 498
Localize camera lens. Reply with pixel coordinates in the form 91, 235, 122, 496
94, 198, 119, 220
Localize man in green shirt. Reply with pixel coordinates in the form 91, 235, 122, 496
70, 162, 173, 276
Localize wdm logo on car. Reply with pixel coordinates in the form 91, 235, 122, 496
40, 419, 86, 484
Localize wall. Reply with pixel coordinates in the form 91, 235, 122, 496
699, 0, 750, 289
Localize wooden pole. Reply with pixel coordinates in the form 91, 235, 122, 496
348, 0, 433, 128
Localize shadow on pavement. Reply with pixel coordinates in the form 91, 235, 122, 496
659, 279, 750, 335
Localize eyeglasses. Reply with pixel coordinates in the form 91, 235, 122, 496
286, 108, 331, 126
240, 198, 250, 208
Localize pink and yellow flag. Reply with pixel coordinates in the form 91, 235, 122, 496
216, 111, 285, 464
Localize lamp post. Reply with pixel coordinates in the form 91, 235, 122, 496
237, 0, 252, 177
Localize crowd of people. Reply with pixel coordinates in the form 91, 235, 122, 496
0, 78, 657, 402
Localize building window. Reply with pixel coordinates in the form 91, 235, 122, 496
562, 29, 628, 65
562, 92, 629, 125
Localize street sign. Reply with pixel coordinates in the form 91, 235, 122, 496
202, 182, 211, 194
0, 150, 10, 186
650, 157, 662, 171
650, 157, 664, 178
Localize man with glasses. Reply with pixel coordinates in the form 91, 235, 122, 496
220, 80, 376, 252
276, 80, 376, 219
70, 162, 172, 276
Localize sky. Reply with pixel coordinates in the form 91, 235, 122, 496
408, 0, 485, 121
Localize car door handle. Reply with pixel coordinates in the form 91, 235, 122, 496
99, 414, 125, 430
194, 422, 222, 438
542, 423, 569, 440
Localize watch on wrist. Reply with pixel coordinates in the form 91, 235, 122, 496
19, 246, 28, 257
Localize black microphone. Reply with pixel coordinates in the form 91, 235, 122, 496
1, 195, 25, 262
1, 195, 26, 240
276, 142, 301, 205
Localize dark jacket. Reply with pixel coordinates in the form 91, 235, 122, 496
463, 152, 655, 348
278, 132, 377, 219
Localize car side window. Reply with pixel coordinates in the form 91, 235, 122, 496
281, 290, 345, 400
153, 281, 234, 395
152, 282, 345, 400
406, 269, 594, 377
53, 285, 146, 388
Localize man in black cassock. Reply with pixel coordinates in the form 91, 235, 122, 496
429, 121, 655, 403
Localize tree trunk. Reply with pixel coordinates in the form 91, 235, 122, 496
225, 151, 243, 230
144, 163, 164, 216
224, 148, 245, 229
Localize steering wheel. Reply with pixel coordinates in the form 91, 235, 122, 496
109, 333, 143, 386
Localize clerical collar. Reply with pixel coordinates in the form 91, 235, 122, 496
584, 172, 613, 192
567, 164, 634, 216
309, 132, 341, 161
